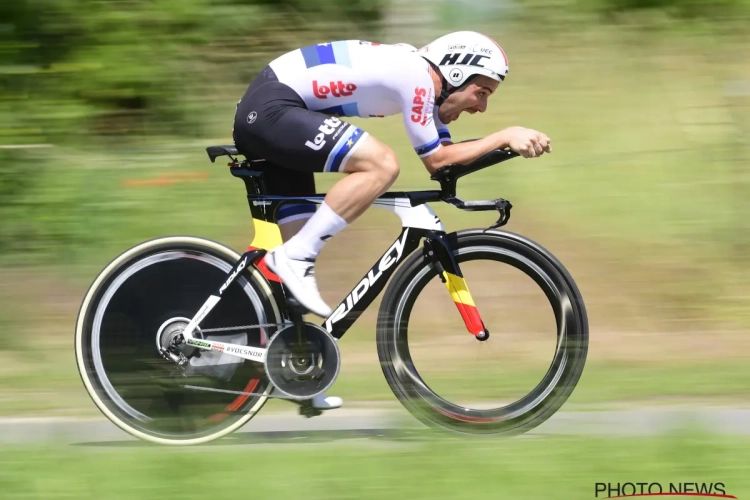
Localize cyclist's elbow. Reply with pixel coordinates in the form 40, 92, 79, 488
421, 149, 445, 174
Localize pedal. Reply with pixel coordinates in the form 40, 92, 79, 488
298, 401, 323, 418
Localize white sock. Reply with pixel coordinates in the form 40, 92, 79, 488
283, 202, 348, 261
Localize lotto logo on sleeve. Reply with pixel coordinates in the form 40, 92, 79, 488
410, 87, 431, 126
313, 81, 357, 99
305, 116, 343, 151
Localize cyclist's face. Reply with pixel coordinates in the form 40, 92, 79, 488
438, 76, 499, 124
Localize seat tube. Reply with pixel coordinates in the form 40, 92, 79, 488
425, 233, 489, 340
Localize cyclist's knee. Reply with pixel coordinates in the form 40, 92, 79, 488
377, 146, 400, 186
362, 140, 399, 186
344, 136, 400, 184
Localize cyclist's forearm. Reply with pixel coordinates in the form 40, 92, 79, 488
425, 131, 509, 172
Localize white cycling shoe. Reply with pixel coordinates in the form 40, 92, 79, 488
266, 246, 341, 413
311, 393, 343, 410
265, 245, 333, 318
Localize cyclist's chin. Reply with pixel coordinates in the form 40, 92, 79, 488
441, 112, 460, 124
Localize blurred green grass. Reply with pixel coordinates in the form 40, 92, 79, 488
1, 432, 749, 499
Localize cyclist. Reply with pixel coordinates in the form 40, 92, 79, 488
232, 31, 551, 411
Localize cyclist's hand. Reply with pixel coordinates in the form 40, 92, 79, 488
503, 127, 552, 158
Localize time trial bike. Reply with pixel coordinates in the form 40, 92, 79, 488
74, 145, 589, 445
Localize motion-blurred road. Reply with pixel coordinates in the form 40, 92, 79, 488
2, 406, 748, 446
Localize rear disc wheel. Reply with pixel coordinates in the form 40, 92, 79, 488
75, 236, 282, 445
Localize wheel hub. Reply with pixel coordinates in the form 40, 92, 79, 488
156, 317, 202, 356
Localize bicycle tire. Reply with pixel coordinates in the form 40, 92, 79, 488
376, 229, 588, 435
75, 236, 282, 445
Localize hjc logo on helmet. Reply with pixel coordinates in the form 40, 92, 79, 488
439, 53, 490, 68
305, 116, 343, 151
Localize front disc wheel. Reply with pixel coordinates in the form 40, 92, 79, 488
377, 229, 588, 436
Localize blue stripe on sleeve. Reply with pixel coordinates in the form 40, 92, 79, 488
415, 137, 441, 156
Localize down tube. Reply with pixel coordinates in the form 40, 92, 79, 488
323, 227, 427, 339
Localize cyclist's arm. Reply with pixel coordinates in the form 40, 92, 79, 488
396, 61, 456, 163
420, 131, 510, 174
400, 85, 446, 162
434, 106, 453, 145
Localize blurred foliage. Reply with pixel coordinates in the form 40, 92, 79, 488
0, 0, 748, 308
0, 0, 385, 253
504, 0, 750, 32
0, 0, 385, 142
582, 0, 750, 19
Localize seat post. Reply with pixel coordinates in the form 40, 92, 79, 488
237, 166, 269, 197
208, 144, 275, 222
227, 162, 271, 217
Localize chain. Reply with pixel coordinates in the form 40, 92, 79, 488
199, 322, 289, 333
181, 384, 300, 400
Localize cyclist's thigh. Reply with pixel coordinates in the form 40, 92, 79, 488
337, 133, 398, 175
233, 74, 326, 225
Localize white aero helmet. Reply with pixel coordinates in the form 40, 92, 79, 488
391, 42, 418, 52
418, 31, 509, 90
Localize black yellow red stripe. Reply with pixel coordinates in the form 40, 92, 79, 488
203, 217, 282, 422
248, 219, 283, 250
442, 271, 486, 336
247, 218, 283, 283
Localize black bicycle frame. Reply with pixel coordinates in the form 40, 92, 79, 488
322, 226, 423, 338
208, 147, 518, 341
